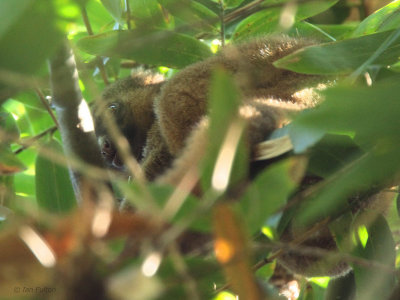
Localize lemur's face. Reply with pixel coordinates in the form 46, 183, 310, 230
92, 76, 161, 171
93, 100, 127, 171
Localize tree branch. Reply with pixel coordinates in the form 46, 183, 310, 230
48, 40, 112, 203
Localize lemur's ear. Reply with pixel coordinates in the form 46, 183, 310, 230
130, 68, 164, 85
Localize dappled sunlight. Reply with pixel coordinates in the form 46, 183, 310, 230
19, 226, 56, 268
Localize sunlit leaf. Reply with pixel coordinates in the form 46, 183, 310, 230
352, 215, 396, 300
274, 29, 400, 74
233, 0, 339, 40
353, 0, 400, 36
291, 81, 400, 147
35, 139, 76, 213
158, 0, 218, 33
77, 29, 212, 68
85, 0, 116, 33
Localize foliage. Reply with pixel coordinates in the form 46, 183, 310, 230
1, 0, 400, 299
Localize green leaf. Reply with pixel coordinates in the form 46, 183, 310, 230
232, 0, 339, 40
274, 29, 400, 75
238, 158, 304, 233
118, 181, 209, 231
158, 0, 218, 33
129, 0, 166, 28
224, 0, 245, 8
101, 0, 124, 25
353, 0, 400, 36
200, 68, 248, 192
306, 134, 363, 178
13, 92, 45, 110
0, 0, 62, 75
159, 257, 223, 299
77, 29, 212, 68
291, 81, 400, 225
35, 139, 76, 213
325, 271, 355, 300
85, 0, 116, 33
288, 22, 357, 42
0, 0, 33, 39
352, 215, 396, 300
297, 147, 400, 226
291, 81, 400, 147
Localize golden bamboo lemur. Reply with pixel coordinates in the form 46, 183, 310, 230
93, 35, 354, 277
93, 35, 321, 179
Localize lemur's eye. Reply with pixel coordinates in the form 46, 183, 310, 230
108, 103, 119, 112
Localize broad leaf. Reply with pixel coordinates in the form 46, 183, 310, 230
101, 0, 124, 25
306, 134, 363, 178
288, 22, 356, 42
290, 81, 400, 224
352, 215, 396, 300
325, 271, 356, 300
274, 29, 400, 74
233, 0, 339, 40
35, 139, 76, 213
238, 157, 306, 233
158, 0, 218, 32
129, 0, 166, 28
225, 0, 245, 8
353, 0, 400, 36
0, 0, 61, 75
290, 81, 400, 147
77, 29, 212, 68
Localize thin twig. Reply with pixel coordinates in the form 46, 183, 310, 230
13, 126, 58, 155
35, 88, 59, 128
125, 0, 132, 30
81, 6, 109, 85
219, 0, 225, 47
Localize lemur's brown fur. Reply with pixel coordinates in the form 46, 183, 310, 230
93, 36, 320, 180
93, 35, 361, 278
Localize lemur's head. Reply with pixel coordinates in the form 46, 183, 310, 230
92, 72, 164, 171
